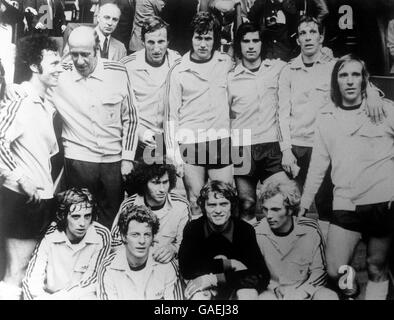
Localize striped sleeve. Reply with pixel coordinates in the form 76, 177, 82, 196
169, 193, 191, 252
0, 99, 24, 178
163, 260, 184, 300
97, 252, 118, 300
277, 64, 292, 151
296, 219, 328, 295
163, 62, 183, 165
22, 232, 54, 300
110, 195, 138, 250
121, 65, 139, 161
69, 223, 111, 293
170, 259, 185, 300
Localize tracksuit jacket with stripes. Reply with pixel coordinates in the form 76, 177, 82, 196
22, 222, 111, 300
255, 217, 327, 298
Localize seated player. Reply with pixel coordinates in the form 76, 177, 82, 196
256, 180, 338, 300
22, 188, 111, 300
98, 204, 182, 300
111, 163, 190, 264
178, 180, 270, 300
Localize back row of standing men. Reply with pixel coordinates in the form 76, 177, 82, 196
0, 1, 393, 300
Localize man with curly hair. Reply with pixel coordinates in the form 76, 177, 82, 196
98, 204, 181, 299
111, 162, 190, 264
22, 188, 111, 300
256, 180, 337, 300
178, 180, 270, 300
0, 34, 62, 299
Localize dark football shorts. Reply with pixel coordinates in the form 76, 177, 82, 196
233, 142, 283, 181
0, 186, 55, 239
331, 202, 394, 238
180, 138, 232, 169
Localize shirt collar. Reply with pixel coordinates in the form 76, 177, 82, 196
232, 58, 277, 77
255, 217, 307, 237
321, 100, 366, 115
71, 56, 105, 82
20, 81, 55, 114
178, 50, 227, 73
95, 26, 111, 49
134, 193, 174, 210
134, 48, 180, 71
289, 52, 331, 70
20, 81, 44, 104
203, 217, 234, 243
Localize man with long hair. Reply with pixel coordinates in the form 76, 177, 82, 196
22, 188, 110, 300
300, 55, 394, 300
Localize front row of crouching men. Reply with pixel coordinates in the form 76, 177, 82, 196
18, 169, 338, 300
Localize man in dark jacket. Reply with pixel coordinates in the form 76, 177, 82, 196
178, 180, 270, 300
100, 0, 135, 53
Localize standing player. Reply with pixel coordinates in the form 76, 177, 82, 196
0, 34, 62, 299
228, 22, 289, 223
300, 55, 394, 300
165, 12, 234, 217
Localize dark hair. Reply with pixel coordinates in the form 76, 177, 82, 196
197, 180, 238, 216
233, 22, 262, 59
259, 180, 301, 215
117, 204, 160, 237
14, 34, 58, 83
190, 11, 221, 52
141, 15, 169, 42
124, 162, 177, 196
55, 188, 97, 232
297, 15, 323, 36
330, 54, 369, 107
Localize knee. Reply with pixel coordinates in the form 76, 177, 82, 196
312, 287, 339, 300
258, 290, 278, 300
239, 197, 256, 212
327, 263, 341, 280
235, 288, 258, 300
190, 290, 212, 300
366, 256, 387, 278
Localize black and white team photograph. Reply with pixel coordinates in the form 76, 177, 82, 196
1, 0, 394, 303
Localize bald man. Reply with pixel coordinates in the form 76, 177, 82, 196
95, 2, 127, 61
49, 26, 138, 229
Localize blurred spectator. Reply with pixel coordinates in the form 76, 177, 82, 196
248, 0, 297, 61
0, 0, 20, 84
387, 19, 394, 74
95, 2, 126, 60
129, 0, 164, 53
23, 0, 66, 36
160, 0, 199, 55
100, 0, 135, 54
